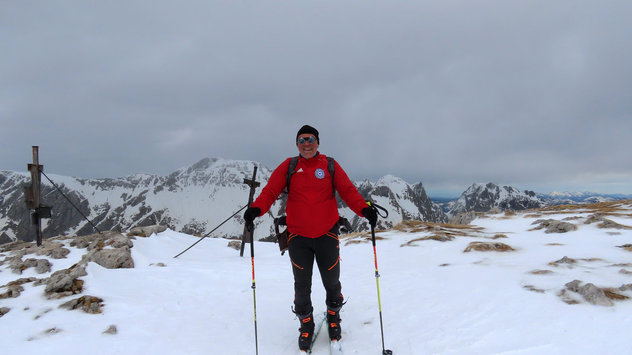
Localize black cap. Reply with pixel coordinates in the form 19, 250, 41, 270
296, 125, 319, 143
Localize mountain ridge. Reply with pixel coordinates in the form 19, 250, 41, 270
1, 157, 446, 244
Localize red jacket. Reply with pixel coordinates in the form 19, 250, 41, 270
251, 153, 367, 238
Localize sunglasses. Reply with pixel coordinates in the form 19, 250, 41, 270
297, 136, 317, 145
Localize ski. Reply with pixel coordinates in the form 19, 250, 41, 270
299, 312, 327, 354
327, 309, 343, 355
329, 339, 343, 355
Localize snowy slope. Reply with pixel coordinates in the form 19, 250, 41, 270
2, 200, 632, 354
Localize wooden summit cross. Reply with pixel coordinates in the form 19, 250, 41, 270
240, 166, 260, 257
23, 146, 51, 246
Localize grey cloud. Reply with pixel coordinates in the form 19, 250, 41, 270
1, 1, 631, 195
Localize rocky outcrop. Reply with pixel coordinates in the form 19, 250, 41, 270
128, 225, 168, 237
0, 228, 163, 318
59, 295, 104, 314
45, 263, 87, 297
86, 247, 134, 269
531, 219, 578, 233
565, 280, 614, 306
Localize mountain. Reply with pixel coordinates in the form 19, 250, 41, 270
448, 182, 544, 216
0, 158, 446, 244
352, 175, 447, 230
538, 191, 632, 205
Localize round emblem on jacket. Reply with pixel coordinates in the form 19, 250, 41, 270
315, 168, 326, 179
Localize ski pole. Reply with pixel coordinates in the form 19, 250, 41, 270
242, 166, 260, 355
247, 221, 259, 355
368, 202, 392, 355
173, 204, 248, 258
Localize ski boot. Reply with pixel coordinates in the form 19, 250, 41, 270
297, 311, 315, 351
326, 301, 343, 341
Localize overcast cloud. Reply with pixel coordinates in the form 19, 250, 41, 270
2, 1, 631, 196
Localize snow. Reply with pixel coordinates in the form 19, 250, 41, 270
2, 204, 632, 354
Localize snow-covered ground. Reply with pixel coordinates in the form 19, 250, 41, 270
2, 201, 632, 354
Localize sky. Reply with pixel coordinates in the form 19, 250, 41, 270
2, 1, 632, 197
3, 205, 632, 354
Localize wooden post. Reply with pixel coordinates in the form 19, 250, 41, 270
240, 166, 260, 257
27, 146, 43, 246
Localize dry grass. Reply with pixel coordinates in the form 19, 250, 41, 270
530, 269, 554, 275
538, 199, 632, 216
393, 220, 484, 233
523, 285, 545, 293
604, 289, 629, 301
617, 244, 632, 252
341, 232, 388, 246
463, 241, 515, 253
400, 234, 454, 247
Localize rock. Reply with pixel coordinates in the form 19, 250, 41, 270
531, 219, 578, 233
70, 234, 101, 249
103, 325, 118, 335
550, 256, 577, 266
128, 225, 167, 238
107, 233, 133, 248
59, 295, 104, 314
227, 241, 241, 250
448, 211, 478, 225
36, 241, 70, 259
0, 285, 24, 299
0, 307, 10, 317
88, 246, 134, 269
10, 258, 52, 274
565, 280, 613, 306
44, 264, 87, 296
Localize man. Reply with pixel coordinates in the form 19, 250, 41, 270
243, 124, 377, 352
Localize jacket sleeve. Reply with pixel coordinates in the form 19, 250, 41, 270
250, 158, 290, 216
332, 160, 368, 217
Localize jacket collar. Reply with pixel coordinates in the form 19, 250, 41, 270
298, 151, 320, 160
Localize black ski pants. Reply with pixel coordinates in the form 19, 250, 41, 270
288, 224, 343, 315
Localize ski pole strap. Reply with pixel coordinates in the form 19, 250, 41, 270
366, 201, 388, 218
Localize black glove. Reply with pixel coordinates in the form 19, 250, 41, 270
362, 206, 378, 228
244, 207, 261, 224
244, 207, 260, 232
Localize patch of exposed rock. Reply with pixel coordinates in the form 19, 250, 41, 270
1, 240, 70, 259
564, 280, 615, 306
59, 295, 104, 314
70, 231, 134, 250
0, 277, 39, 299
1, 284, 24, 299
84, 246, 134, 269
549, 256, 577, 267
531, 219, 578, 233
127, 225, 167, 237
44, 263, 87, 298
10, 258, 51, 274
448, 211, 480, 225
103, 325, 118, 335
585, 214, 632, 230
0, 307, 10, 317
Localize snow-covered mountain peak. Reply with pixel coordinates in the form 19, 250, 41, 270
449, 182, 543, 216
